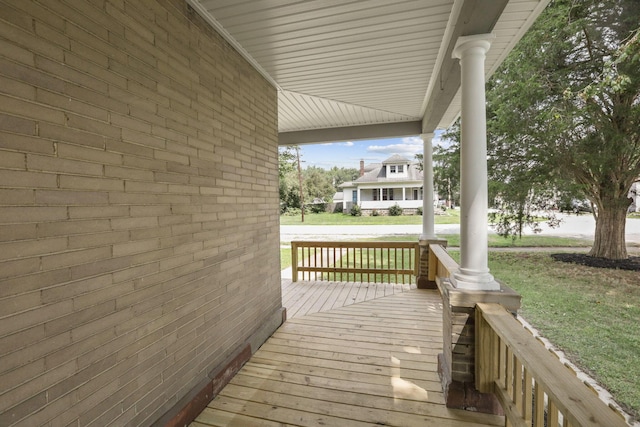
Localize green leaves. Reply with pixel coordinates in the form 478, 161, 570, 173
480, 0, 640, 256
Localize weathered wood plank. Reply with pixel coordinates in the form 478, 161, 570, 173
249, 352, 441, 383
190, 289, 502, 427
223, 375, 503, 427
206, 395, 375, 427
239, 361, 444, 393
218, 382, 502, 427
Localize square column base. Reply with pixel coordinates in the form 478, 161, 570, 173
437, 277, 521, 415
437, 353, 504, 414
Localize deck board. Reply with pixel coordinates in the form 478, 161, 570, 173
190, 284, 503, 427
282, 279, 417, 318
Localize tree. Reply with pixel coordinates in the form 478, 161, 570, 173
328, 166, 359, 189
278, 147, 359, 214
278, 146, 300, 214
485, 0, 640, 259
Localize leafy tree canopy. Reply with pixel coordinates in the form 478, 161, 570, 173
485, 0, 640, 259
278, 147, 358, 215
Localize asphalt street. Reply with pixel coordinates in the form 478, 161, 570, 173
280, 213, 640, 244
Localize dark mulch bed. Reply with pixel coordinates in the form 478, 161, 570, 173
551, 253, 640, 271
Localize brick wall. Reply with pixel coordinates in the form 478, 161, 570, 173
0, 1, 282, 425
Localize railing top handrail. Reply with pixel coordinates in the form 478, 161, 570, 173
477, 302, 629, 427
428, 243, 459, 271
291, 241, 419, 249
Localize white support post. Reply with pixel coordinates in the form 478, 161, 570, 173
420, 133, 436, 240
451, 34, 499, 291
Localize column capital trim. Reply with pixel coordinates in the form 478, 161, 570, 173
452, 33, 495, 59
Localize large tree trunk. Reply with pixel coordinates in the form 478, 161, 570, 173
589, 203, 628, 259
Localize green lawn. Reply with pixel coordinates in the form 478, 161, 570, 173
280, 210, 460, 225
280, 247, 291, 270
357, 234, 594, 248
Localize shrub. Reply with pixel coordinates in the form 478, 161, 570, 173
371, 209, 380, 216
417, 206, 423, 215
283, 207, 301, 216
308, 203, 327, 214
388, 204, 403, 216
350, 205, 362, 216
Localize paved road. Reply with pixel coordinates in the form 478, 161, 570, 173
281, 213, 640, 244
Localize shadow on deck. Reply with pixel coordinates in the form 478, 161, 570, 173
190, 281, 504, 426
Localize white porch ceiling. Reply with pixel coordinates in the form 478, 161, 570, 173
187, 0, 549, 144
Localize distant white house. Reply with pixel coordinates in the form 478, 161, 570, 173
630, 180, 640, 212
338, 154, 435, 214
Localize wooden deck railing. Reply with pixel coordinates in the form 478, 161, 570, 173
476, 303, 628, 427
425, 243, 629, 427
290, 241, 419, 284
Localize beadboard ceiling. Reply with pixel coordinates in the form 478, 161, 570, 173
187, 0, 549, 144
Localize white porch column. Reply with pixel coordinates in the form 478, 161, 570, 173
420, 132, 436, 240
451, 34, 499, 291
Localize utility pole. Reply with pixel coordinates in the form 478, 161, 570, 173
296, 146, 305, 223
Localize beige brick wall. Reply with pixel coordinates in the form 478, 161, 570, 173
0, 1, 281, 425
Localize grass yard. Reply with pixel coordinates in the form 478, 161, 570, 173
449, 250, 640, 420
358, 234, 594, 248
280, 210, 460, 225
280, 247, 291, 270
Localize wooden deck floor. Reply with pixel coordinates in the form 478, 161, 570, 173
190, 282, 504, 427
281, 278, 416, 319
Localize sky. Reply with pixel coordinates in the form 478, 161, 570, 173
295, 131, 445, 170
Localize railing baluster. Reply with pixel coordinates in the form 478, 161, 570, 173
303, 246, 307, 281
491, 333, 500, 391
523, 367, 533, 424
332, 246, 336, 281
359, 246, 363, 283
548, 400, 559, 427
397, 247, 401, 284
534, 382, 545, 427
499, 337, 507, 386
514, 358, 523, 419
320, 245, 324, 280
373, 247, 377, 283
506, 346, 514, 403
340, 248, 344, 282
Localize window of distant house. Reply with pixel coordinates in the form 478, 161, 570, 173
373, 189, 378, 201
382, 188, 394, 200
352, 190, 357, 203
388, 165, 404, 174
